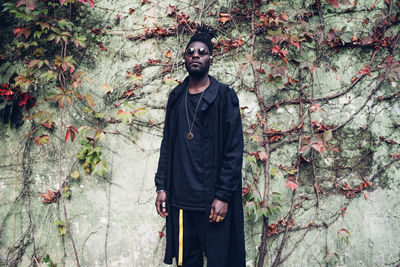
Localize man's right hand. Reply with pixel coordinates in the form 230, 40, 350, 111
155, 191, 168, 218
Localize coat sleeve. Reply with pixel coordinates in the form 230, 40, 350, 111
214, 86, 244, 203
154, 99, 170, 192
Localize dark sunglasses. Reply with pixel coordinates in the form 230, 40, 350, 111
185, 47, 209, 56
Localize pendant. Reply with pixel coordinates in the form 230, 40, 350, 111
186, 132, 194, 140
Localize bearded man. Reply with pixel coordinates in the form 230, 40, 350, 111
155, 26, 245, 267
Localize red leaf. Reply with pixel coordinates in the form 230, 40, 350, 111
271, 45, 281, 54
17, 0, 36, 11
256, 68, 266, 74
341, 207, 346, 217
326, 0, 339, 8
290, 40, 300, 48
358, 65, 371, 76
17, 93, 29, 106
285, 180, 298, 191
65, 129, 71, 142
59, 0, 67, 5
158, 231, 164, 238
242, 187, 251, 197
88, 0, 95, 7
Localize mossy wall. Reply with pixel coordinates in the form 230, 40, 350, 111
0, 0, 399, 266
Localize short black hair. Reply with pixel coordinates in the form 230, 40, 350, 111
186, 25, 217, 55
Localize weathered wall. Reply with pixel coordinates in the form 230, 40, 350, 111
0, 0, 399, 266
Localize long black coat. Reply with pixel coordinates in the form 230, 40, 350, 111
155, 75, 245, 266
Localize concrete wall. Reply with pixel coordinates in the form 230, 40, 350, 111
0, 0, 399, 266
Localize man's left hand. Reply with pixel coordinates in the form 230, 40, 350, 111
209, 198, 228, 223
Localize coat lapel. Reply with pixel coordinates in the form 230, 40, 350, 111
200, 75, 219, 111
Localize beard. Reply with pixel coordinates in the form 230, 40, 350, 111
185, 61, 210, 78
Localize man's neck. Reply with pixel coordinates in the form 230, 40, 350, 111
188, 74, 210, 94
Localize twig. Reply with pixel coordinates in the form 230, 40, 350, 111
249, 1, 272, 266
272, 43, 305, 267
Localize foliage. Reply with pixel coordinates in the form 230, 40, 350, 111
0, 0, 399, 266
41, 254, 58, 267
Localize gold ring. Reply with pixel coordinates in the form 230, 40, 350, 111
216, 216, 222, 222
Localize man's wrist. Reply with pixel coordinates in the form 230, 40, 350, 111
157, 189, 166, 193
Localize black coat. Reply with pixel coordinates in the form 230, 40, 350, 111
155, 75, 245, 266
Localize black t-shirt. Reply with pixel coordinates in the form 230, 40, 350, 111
171, 88, 208, 210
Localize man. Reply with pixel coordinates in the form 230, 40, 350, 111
154, 26, 245, 267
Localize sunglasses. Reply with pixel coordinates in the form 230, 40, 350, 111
185, 47, 209, 56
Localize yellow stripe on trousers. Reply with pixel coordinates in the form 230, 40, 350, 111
178, 209, 183, 266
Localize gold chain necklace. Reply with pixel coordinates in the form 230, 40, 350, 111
185, 86, 206, 140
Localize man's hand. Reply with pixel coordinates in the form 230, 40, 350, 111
209, 198, 228, 222
155, 191, 168, 218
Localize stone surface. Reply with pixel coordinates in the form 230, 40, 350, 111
0, 0, 399, 266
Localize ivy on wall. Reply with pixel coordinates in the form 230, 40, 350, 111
0, 0, 399, 266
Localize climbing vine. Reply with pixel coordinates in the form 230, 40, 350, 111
0, 0, 399, 266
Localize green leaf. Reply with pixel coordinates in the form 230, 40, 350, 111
93, 160, 107, 176
95, 113, 104, 118
70, 170, 80, 179
58, 227, 67, 236
54, 219, 64, 227
270, 167, 278, 178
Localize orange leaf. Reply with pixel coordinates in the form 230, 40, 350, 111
39, 190, 59, 203
279, 11, 288, 21
219, 14, 231, 24
165, 50, 171, 58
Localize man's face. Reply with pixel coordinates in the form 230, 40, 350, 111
184, 41, 211, 78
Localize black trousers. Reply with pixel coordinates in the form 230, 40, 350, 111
170, 206, 232, 267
